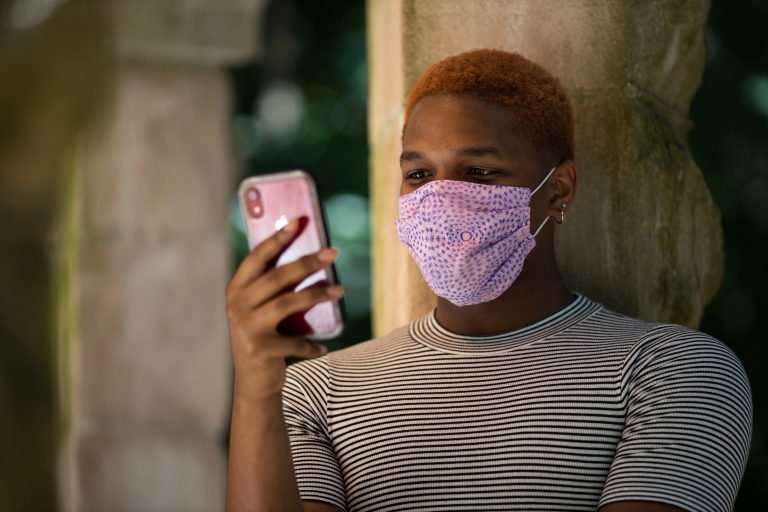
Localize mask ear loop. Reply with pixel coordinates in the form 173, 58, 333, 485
531, 166, 557, 238
532, 216, 550, 237
531, 166, 557, 196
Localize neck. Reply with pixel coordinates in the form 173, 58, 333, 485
433, 241, 573, 336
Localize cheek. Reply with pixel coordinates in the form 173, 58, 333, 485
400, 182, 417, 196
528, 191, 549, 216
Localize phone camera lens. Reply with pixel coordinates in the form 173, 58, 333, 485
245, 186, 264, 218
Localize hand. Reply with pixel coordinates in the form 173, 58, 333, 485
226, 219, 344, 403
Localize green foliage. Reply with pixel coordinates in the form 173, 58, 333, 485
690, 0, 768, 507
230, 0, 370, 352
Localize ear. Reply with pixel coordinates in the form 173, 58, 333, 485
546, 159, 578, 217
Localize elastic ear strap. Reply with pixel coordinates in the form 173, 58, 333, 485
531, 166, 557, 196
532, 215, 550, 238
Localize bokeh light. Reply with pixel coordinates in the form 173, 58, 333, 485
230, 0, 370, 352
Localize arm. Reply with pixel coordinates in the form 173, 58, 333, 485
224, 218, 345, 512
228, 395, 342, 512
599, 327, 751, 512
227, 394, 304, 511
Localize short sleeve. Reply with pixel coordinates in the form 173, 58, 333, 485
600, 326, 752, 512
283, 359, 347, 511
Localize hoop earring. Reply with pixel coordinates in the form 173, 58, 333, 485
555, 210, 565, 224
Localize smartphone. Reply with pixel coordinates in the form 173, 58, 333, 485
238, 170, 345, 340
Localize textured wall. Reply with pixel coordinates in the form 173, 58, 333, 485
368, 0, 722, 336
57, 1, 267, 511
68, 63, 234, 512
1, 1, 267, 510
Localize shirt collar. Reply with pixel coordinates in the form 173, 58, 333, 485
409, 294, 601, 355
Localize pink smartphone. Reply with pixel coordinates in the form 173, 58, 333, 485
238, 170, 345, 340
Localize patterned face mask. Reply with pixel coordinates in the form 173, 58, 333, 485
395, 167, 556, 306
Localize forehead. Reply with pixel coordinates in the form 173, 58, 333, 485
403, 94, 520, 151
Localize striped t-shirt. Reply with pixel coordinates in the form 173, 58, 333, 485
283, 294, 752, 512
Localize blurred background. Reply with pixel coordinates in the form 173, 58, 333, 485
229, 0, 371, 352
690, 0, 768, 507
1, 0, 766, 510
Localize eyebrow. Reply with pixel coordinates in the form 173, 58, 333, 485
400, 146, 503, 164
400, 150, 425, 163
455, 146, 503, 158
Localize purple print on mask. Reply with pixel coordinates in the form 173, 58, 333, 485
395, 179, 537, 306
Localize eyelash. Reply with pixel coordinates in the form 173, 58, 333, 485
468, 167, 496, 176
406, 170, 431, 180
405, 167, 499, 180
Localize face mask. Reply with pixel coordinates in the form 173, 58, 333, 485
395, 167, 556, 306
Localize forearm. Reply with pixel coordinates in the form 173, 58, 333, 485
225, 392, 304, 512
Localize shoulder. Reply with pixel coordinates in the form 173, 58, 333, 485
322, 324, 419, 376
628, 322, 748, 377
286, 323, 415, 384
583, 303, 747, 375
576, 303, 751, 402
580, 305, 658, 339
329, 324, 415, 361
602, 323, 752, 511
286, 353, 330, 392
283, 356, 330, 419
620, 322, 752, 414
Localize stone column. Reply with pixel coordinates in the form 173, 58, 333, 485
367, 0, 722, 336
58, 1, 267, 511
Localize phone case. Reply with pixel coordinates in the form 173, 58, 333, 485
238, 170, 345, 340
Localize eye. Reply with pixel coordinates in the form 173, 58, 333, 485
406, 169, 432, 180
467, 167, 498, 176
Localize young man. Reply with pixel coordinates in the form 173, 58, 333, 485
225, 50, 751, 512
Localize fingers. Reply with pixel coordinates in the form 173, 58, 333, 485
236, 284, 344, 360
229, 219, 300, 291
253, 284, 346, 331
238, 247, 339, 311
265, 337, 328, 360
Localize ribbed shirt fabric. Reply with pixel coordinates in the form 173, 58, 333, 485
283, 295, 752, 512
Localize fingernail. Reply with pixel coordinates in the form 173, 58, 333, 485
318, 247, 339, 263
317, 344, 328, 355
326, 285, 346, 298
282, 219, 299, 235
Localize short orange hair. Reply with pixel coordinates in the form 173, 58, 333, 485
403, 49, 574, 163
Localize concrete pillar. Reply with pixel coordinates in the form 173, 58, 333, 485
57, 1, 267, 511
368, 0, 723, 335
